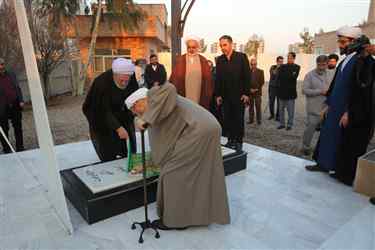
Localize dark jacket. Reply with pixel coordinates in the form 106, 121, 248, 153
277, 63, 300, 100
215, 51, 251, 99
144, 63, 167, 89
249, 68, 265, 96
82, 69, 138, 135
0, 70, 24, 116
269, 65, 280, 88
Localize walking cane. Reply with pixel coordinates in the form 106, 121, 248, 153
131, 129, 160, 243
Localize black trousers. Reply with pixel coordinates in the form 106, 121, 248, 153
223, 98, 245, 143
269, 87, 279, 119
90, 124, 137, 162
0, 104, 24, 153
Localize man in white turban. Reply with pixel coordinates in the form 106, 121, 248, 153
169, 35, 213, 110
126, 83, 230, 230
306, 26, 375, 186
83, 58, 139, 162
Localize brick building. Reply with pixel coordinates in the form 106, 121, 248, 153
314, 0, 375, 54
67, 3, 170, 78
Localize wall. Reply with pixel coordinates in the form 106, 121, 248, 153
158, 52, 318, 81
18, 61, 73, 102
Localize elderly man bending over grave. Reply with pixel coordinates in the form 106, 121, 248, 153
125, 83, 230, 230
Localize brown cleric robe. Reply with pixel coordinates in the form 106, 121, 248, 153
169, 54, 213, 109
141, 83, 230, 228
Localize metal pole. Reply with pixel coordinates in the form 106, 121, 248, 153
12, 0, 73, 234
171, 0, 181, 71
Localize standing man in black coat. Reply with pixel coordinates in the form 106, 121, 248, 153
83, 58, 139, 162
268, 56, 284, 121
334, 42, 375, 186
0, 58, 25, 153
144, 54, 167, 88
277, 52, 300, 130
215, 35, 251, 151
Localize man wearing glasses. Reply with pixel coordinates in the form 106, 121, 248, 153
0, 58, 24, 153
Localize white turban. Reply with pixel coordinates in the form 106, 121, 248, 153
125, 88, 148, 109
336, 26, 362, 39
184, 35, 201, 45
112, 58, 135, 75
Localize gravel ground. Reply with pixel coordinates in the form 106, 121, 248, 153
3, 82, 375, 159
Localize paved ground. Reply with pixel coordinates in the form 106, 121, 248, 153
3, 83, 375, 159
1, 141, 374, 249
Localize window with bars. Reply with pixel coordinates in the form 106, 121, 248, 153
94, 48, 131, 72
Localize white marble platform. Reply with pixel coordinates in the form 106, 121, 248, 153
0, 140, 374, 249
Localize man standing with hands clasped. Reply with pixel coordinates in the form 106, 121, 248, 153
215, 35, 251, 151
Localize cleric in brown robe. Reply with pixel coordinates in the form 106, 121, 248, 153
125, 83, 230, 230
82, 58, 138, 162
169, 35, 213, 109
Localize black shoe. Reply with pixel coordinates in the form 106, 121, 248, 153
152, 219, 188, 231
16, 147, 24, 152
329, 171, 337, 179
268, 115, 274, 120
234, 142, 243, 152
224, 140, 235, 149
286, 126, 292, 131
370, 197, 375, 205
277, 125, 285, 130
305, 164, 328, 172
3, 148, 11, 154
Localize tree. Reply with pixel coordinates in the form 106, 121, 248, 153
299, 27, 314, 54
0, 0, 24, 71
76, 0, 145, 96
31, 10, 69, 100
199, 39, 207, 53
244, 34, 263, 58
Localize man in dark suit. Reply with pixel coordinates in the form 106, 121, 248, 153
268, 56, 284, 121
144, 54, 167, 89
248, 58, 265, 125
0, 58, 25, 153
215, 35, 251, 151
276, 52, 300, 130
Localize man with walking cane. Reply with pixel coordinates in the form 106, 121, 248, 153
125, 84, 230, 231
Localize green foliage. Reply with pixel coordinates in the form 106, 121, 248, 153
244, 34, 263, 57
299, 27, 314, 54
94, 0, 145, 32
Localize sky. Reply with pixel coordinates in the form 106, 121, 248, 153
133, 0, 370, 54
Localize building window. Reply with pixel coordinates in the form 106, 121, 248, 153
94, 48, 131, 72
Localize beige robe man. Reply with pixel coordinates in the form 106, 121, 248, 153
141, 83, 230, 228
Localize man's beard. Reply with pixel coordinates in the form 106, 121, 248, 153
328, 65, 336, 70
339, 47, 348, 55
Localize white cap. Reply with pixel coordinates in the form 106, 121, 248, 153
336, 26, 362, 39
112, 58, 135, 75
184, 35, 201, 44
125, 88, 148, 109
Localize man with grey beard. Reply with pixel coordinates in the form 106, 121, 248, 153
301, 55, 331, 155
